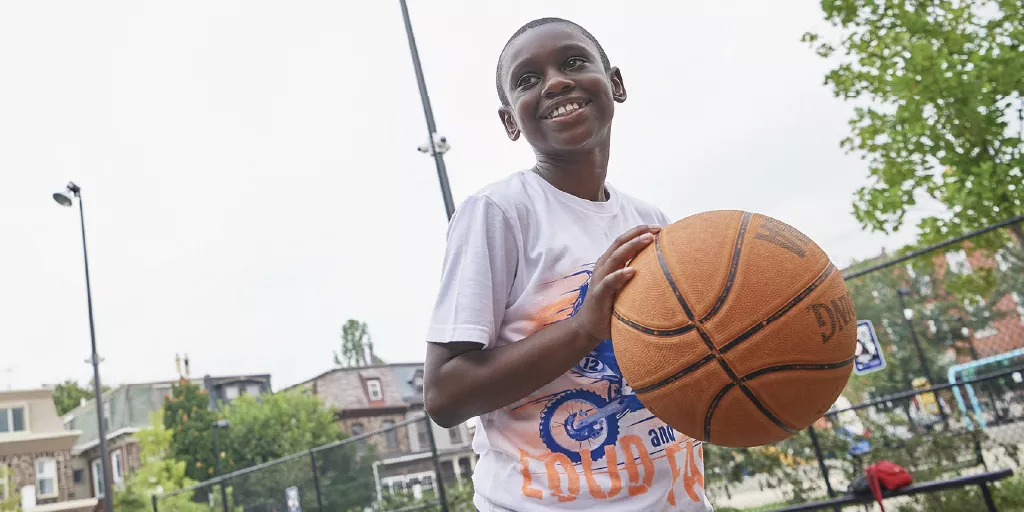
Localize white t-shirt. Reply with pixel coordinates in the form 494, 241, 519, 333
426, 170, 713, 511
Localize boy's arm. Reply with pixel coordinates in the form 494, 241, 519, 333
424, 224, 659, 428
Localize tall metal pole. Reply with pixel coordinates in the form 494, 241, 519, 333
398, 0, 455, 221
213, 421, 229, 512
423, 416, 449, 512
897, 288, 934, 384
74, 188, 115, 512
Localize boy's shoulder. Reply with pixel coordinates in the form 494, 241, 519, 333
455, 169, 671, 225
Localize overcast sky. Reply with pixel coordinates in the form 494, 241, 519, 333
0, 1, 933, 392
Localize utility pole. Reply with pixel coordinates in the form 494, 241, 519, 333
398, 0, 455, 221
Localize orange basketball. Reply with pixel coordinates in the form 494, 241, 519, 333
612, 210, 857, 448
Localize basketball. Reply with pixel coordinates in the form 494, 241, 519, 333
611, 210, 857, 447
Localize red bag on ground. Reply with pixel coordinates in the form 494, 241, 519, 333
866, 460, 913, 511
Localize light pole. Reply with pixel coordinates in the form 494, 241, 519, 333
896, 288, 933, 384
53, 182, 114, 512
398, 0, 455, 221
212, 419, 230, 512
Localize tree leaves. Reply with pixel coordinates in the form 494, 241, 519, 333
805, 0, 1024, 243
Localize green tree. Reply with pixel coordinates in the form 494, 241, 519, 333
52, 379, 109, 416
163, 379, 218, 483
333, 319, 383, 367
114, 414, 206, 512
802, 0, 1024, 248
218, 391, 378, 510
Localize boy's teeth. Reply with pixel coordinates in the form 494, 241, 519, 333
549, 102, 584, 119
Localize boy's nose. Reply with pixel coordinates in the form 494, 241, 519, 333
542, 74, 574, 98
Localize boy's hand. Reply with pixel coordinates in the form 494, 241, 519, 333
572, 225, 661, 345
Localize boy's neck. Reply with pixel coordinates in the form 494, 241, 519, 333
532, 144, 611, 202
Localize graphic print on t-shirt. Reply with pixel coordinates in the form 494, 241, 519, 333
507, 263, 707, 506
514, 263, 647, 464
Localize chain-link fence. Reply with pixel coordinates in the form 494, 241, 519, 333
707, 217, 1024, 511
152, 415, 476, 512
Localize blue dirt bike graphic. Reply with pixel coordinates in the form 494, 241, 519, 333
516, 266, 646, 464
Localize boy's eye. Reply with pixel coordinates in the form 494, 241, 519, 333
565, 57, 586, 70
516, 75, 539, 88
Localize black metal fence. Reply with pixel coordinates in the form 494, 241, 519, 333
706, 217, 1024, 511
152, 415, 476, 512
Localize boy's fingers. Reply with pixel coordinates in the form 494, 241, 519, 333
594, 267, 637, 298
603, 232, 656, 271
597, 225, 660, 267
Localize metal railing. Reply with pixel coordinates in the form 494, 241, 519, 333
152, 415, 476, 512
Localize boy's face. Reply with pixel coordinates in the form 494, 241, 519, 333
498, 24, 626, 152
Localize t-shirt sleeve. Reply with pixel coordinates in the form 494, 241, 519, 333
654, 207, 673, 227
425, 194, 518, 350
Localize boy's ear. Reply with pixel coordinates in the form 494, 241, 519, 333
498, 106, 521, 141
609, 67, 627, 103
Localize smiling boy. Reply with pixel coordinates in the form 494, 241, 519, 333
424, 18, 713, 511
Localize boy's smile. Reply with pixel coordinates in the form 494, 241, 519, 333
498, 23, 626, 152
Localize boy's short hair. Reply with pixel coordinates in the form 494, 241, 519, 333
495, 17, 612, 106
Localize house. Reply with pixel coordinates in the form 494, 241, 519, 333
0, 388, 97, 511
283, 363, 476, 497
63, 374, 272, 505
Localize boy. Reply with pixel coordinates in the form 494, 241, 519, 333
424, 18, 713, 511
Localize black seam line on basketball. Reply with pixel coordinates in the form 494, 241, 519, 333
697, 324, 799, 435
634, 353, 716, 395
739, 357, 855, 381
654, 233, 696, 320
653, 225, 793, 435
699, 212, 753, 323
704, 382, 734, 442
612, 311, 696, 337
702, 357, 855, 441
635, 262, 838, 396
719, 262, 837, 356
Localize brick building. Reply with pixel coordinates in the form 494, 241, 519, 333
0, 388, 97, 511
285, 363, 476, 498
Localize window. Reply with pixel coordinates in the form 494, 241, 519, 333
412, 371, 424, 391
224, 385, 240, 400
1013, 293, 1024, 324
36, 458, 57, 498
111, 450, 124, 485
382, 420, 398, 449
91, 458, 104, 497
0, 406, 27, 433
350, 423, 366, 455
73, 469, 84, 484
0, 465, 9, 501
945, 250, 972, 274
367, 379, 383, 401
449, 426, 463, 444
246, 384, 262, 396
417, 425, 429, 449
102, 401, 111, 431
995, 250, 1013, 272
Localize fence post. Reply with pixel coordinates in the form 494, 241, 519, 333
151, 495, 158, 512
806, 426, 836, 499
424, 415, 450, 512
309, 450, 324, 512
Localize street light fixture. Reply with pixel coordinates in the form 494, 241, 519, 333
52, 181, 114, 512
